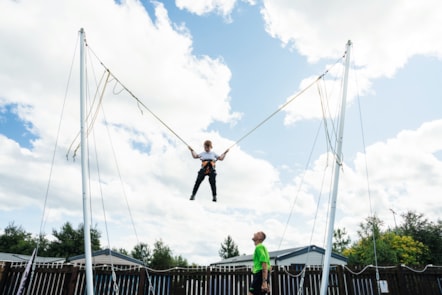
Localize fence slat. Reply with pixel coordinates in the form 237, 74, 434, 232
1, 263, 441, 295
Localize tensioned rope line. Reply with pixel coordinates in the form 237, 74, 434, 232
89, 114, 121, 294
224, 57, 345, 152
277, 55, 347, 250
85, 43, 191, 149
353, 50, 382, 294
26, 31, 82, 295
86, 41, 346, 153
82, 52, 153, 295
65, 69, 110, 160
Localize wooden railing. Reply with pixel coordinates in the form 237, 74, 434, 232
1, 262, 441, 295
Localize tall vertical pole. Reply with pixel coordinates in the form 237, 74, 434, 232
79, 28, 94, 295
319, 40, 352, 295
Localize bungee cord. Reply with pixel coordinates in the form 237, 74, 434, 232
26, 30, 82, 295
31, 29, 403, 295
66, 68, 111, 160
84, 40, 345, 155
85, 43, 192, 149
277, 53, 347, 249
39, 33, 407, 295
224, 60, 343, 152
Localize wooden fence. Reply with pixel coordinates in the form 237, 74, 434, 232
0, 262, 441, 295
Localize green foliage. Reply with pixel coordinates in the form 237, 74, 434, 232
150, 239, 174, 269
333, 228, 351, 253
218, 235, 240, 259
344, 215, 430, 266
0, 222, 101, 259
34, 233, 51, 256
113, 247, 129, 255
48, 222, 101, 258
0, 222, 190, 267
131, 242, 151, 265
3, 210, 436, 268
0, 222, 35, 254
173, 254, 189, 267
116, 241, 188, 268
397, 211, 442, 264
384, 232, 429, 265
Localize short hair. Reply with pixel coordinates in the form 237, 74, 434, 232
259, 231, 266, 241
204, 140, 212, 148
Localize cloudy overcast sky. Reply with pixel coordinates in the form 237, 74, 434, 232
1, 0, 441, 265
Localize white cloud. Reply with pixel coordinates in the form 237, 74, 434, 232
176, 0, 237, 19
0, 0, 441, 266
261, 0, 442, 124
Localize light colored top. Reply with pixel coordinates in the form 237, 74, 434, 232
198, 151, 219, 161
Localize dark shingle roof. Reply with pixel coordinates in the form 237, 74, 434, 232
68, 248, 144, 266
0, 252, 64, 263
211, 245, 347, 265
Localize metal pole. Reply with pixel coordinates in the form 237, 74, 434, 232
319, 40, 352, 295
79, 27, 95, 295
390, 208, 398, 230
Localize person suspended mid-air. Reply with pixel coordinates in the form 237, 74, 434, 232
188, 140, 229, 202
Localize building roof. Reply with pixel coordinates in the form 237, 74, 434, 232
68, 248, 145, 266
211, 245, 347, 266
0, 252, 65, 264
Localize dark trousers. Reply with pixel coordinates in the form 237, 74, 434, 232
192, 168, 217, 197
250, 271, 269, 295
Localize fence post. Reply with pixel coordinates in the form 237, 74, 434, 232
62, 264, 78, 295
137, 267, 146, 295
396, 264, 410, 295
336, 265, 347, 295
0, 262, 11, 294
269, 265, 276, 295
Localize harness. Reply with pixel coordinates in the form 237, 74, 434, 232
201, 159, 216, 175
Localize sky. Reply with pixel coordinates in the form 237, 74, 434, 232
0, 0, 441, 266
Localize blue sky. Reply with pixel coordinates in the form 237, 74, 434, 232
0, 0, 441, 265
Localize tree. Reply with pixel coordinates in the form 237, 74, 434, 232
131, 242, 151, 265
173, 255, 189, 267
398, 211, 442, 264
218, 235, 240, 259
333, 228, 351, 253
113, 247, 129, 256
382, 232, 429, 265
343, 216, 429, 266
34, 233, 51, 256
357, 215, 383, 240
0, 222, 35, 254
48, 222, 101, 258
150, 239, 174, 269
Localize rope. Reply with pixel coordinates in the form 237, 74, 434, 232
278, 55, 346, 249
85, 43, 191, 149
224, 54, 345, 152
65, 69, 110, 160
90, 118, 120, 295
85, 40, 345, 155
27, 32, 82, 295
225, 75, 322, 152
401, 264, 442, 273
278, 121, 324, 250
352, 46, 383, 295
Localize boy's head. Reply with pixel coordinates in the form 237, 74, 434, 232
204, 140, 212, 150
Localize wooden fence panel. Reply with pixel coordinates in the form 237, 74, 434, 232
1, 262, 442, 295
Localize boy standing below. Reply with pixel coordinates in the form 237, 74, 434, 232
249, 231, 270, 295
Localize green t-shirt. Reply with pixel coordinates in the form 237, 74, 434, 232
252, 243, 270, 274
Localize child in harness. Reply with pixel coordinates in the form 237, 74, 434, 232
188, 140, 229, 202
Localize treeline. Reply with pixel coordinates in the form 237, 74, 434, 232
1, 210, 440, 268
333, 211, 442, 266
0, 221, 190, 269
